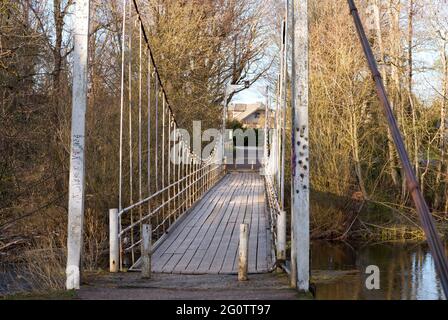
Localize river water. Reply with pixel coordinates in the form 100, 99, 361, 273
312, 241, 447, 300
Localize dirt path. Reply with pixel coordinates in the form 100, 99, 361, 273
76, 272, 307, 300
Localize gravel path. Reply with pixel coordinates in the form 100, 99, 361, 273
76, 272, 307, 300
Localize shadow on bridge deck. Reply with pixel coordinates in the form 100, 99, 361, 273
150, 172, 272, 275
76, 172, 309, 300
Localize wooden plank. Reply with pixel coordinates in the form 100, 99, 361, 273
160, 175, 236, 273
211, 174, 251, 272
197, 180, 240, 273
174, 249, 196, 273
183, 174, 241, 273
186, 174, 241, 273
151, 172, 273, 275
165, 174, 230, 256
257, 177, 268, 272
164, 226, 193, 254
152, 174, 230, 258
219, 173, 253, 274
248, 174, 260, 273
185, 174, 231, 227
163, 253, 184, 274
229, 173, 255, 273
152, 253, 174, 272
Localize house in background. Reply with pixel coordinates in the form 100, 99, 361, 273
227, 102, 267, 129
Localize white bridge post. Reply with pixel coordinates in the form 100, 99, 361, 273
109, 209, 119, 273
291, 0, 310, 292
66, 0, 90, 290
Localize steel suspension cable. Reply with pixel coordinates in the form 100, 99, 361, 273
128, 0, 135, 265
138, 20, 143, 232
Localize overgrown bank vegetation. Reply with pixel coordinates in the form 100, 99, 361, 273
0, 0, 270, 293
1, 0, 448, 294
306, 0, 448, 240
269, 0, 448, 242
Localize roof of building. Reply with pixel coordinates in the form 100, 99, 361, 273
229, 102, 265, 122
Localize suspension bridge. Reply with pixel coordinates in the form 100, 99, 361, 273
65, 0, 448, 299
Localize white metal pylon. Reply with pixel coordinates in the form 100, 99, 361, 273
66, 0, 90, 290
291, 0, 310, 292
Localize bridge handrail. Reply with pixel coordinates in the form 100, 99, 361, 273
119, 163, 222, 235
118, 153, 220, 218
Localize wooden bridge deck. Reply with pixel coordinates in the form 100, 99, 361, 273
151, 172, 273, 274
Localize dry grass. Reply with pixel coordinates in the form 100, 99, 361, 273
18, 242, 66, 292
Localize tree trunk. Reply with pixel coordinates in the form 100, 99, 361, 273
407, 0, 419, 183
375, 0, 400, 187
435, 45, 447, 209
352, 110, 368, 200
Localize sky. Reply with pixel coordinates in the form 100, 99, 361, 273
233, 85, 267, 104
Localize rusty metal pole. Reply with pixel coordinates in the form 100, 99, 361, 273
348, 0, 448, 298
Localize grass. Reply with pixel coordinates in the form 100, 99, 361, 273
1, 290, 76, 300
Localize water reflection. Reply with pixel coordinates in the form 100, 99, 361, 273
311, 241, 447, 300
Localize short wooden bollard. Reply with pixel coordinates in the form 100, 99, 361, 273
109, 208, 119, 273
238, 224, 249, 281
277, 211, 287, 262
141, 224, 152, 279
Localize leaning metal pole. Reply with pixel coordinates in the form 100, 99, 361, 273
66, 0, 90, 290
348, 0, 448, 298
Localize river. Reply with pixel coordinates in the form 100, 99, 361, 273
312, 241, 447, 300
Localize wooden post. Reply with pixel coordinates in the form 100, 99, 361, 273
141, 224, 152, 279
66, 0, 90, 291
109, 209, 119, 273
291, 0, 310, 292
238, 224, 249, 281
277, 211, 287, 261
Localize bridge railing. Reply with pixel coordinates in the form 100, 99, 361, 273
114, 0, 226, 270
262, 16, 289, 265
263, 124, 286, 264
